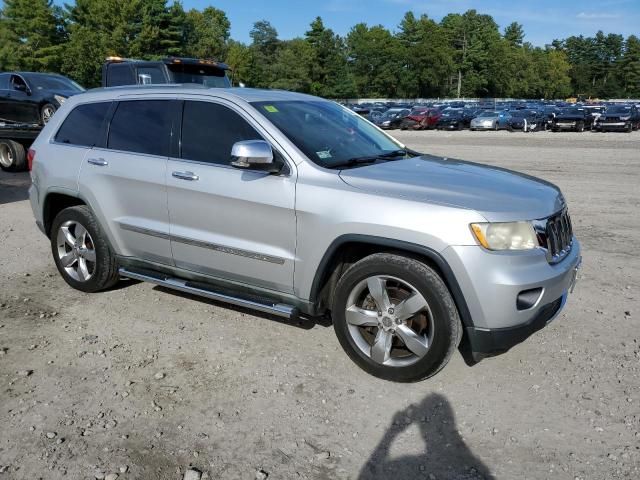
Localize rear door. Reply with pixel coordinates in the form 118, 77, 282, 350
6, 75, 34, 123
78, 98, 176, 265
166, 98, 296, 293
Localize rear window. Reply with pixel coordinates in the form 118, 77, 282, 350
136, 66, 165, 85
55, 102, 111, 147
107, 64, 135, 87
167, 64, 230, 87
108, 100, 173, 156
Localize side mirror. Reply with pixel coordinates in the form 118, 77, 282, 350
230, 140, 279, 172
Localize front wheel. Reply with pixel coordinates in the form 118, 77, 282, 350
50, 206, 119, 292
331, 253, 461, 382
41, 103, 57, 125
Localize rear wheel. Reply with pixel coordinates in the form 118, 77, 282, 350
576, 121, 585, 132
0, 139, 26, 172
332, 253, 461, 382
50, 206, 119, 293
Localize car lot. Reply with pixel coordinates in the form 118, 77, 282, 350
1, 130, 639, 479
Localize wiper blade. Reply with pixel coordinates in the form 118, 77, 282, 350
327, 149, 412, 169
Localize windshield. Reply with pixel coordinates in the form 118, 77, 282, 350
167, 64, 230, 87
478, 111, 498, 118
252, 100, 403, 169
25, 74, 84, 92
607, 105, 632, 113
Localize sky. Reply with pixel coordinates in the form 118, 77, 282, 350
181, 0, 640, 45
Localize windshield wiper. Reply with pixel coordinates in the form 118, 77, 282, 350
328, 149, 409, 169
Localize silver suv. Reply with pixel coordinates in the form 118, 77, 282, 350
28, 86, 582, 382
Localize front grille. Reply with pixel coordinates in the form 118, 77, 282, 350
544, 209, 573, 263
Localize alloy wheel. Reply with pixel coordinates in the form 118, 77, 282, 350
56, 220, 96, 282
42, 106, 56, 124
345, 275, 433, 367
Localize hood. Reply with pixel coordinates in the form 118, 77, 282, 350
556, 112, 584, 120
339, 155, 564, 222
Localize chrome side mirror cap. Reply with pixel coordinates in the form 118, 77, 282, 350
230, 140, 276, 170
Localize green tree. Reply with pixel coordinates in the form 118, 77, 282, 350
247, 19, 280, 88
270, 38, 313, 92
504, 22, 524, 47
184, 6, 230, 59
621, 35, 640, 97
0, 0, 64, 72
226, 39, 253, 86
441, 10, 501, 97
305, 17, 354, 98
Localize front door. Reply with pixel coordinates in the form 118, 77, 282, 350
166, 99, 296, 294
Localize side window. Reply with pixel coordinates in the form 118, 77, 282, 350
181, 101, 262, 165
107, 64, 135, 87
108, 100, 172, 156
55, 102, 111, 147
136, 67, 165, 85
10, 75, 27, 91
0, 74, 9, 90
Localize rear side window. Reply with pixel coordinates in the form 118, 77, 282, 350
107, 64, 135, 86
108, 100, 172, 156
136, 66, 165, 85
55, 102, 111, 147
181, 101, 262, 165
0, 74, 8, 90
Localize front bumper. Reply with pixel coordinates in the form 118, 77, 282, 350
600, 122, 628, 131
442, 240, 582, 359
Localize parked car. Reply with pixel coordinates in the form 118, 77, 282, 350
551, 106, 595, 132
0, 72, 84, 125
0, 72, 84, 171
28, 86, 581, 382
102, 57, 231, 88
400, 107, 441, 130
435, 108, 466, 130
507, 110, 544, 132
598, 104, 640, 132
469, 111, 501, 130
373, 108, 410, 129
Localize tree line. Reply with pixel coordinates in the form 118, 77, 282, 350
1, 0, 639, 99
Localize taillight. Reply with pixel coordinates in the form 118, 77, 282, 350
27, 148, 35, 171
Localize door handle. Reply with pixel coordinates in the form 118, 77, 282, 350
172, 171, 199, 181
87, 158, 108, 166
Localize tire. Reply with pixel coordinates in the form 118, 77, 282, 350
576, 121, 585, 133
625, 123, 633, 133
400, 121, 408, 130
331, 253, 461, 382
50, 205, 119, 293
41, 103, 57, 125
0, 139, 26, 172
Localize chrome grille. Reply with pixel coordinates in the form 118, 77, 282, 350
544, 210, 573, 263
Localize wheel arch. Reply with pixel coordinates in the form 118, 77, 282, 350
309, 234, 475, 329
42, 191, 86, 237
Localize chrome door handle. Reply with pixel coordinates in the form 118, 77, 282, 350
87, 158, 108, 166
172, 171, 199, 181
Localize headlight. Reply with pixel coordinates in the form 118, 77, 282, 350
471, 222, 538, 251
54, 95, 67, 105
620, 116, 631, 121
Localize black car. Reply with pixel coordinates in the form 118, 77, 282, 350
373, 108, 411, 129
551, 106, 593, 132
102, 57, 231, 88
0, 72, 84, 125
507, 109, 544, 132
598, 104, 640, 132
435, 108, 465, 130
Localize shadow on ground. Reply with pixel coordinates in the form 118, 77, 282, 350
358, 393, 491, 480
0, 170, 30, 205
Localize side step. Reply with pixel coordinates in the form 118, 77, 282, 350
119, 267, 297, 319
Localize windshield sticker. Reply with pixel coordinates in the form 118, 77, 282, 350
264, 105, 279, 113
316, 150, 332, 159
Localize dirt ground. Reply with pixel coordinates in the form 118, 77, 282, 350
0, 130, 638, 480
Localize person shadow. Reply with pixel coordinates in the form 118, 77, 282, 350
358, 393, 492, 480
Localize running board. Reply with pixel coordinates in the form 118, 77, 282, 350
119, 267, 297, 319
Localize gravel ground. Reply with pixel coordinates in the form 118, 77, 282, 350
0, 130, 638, 480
